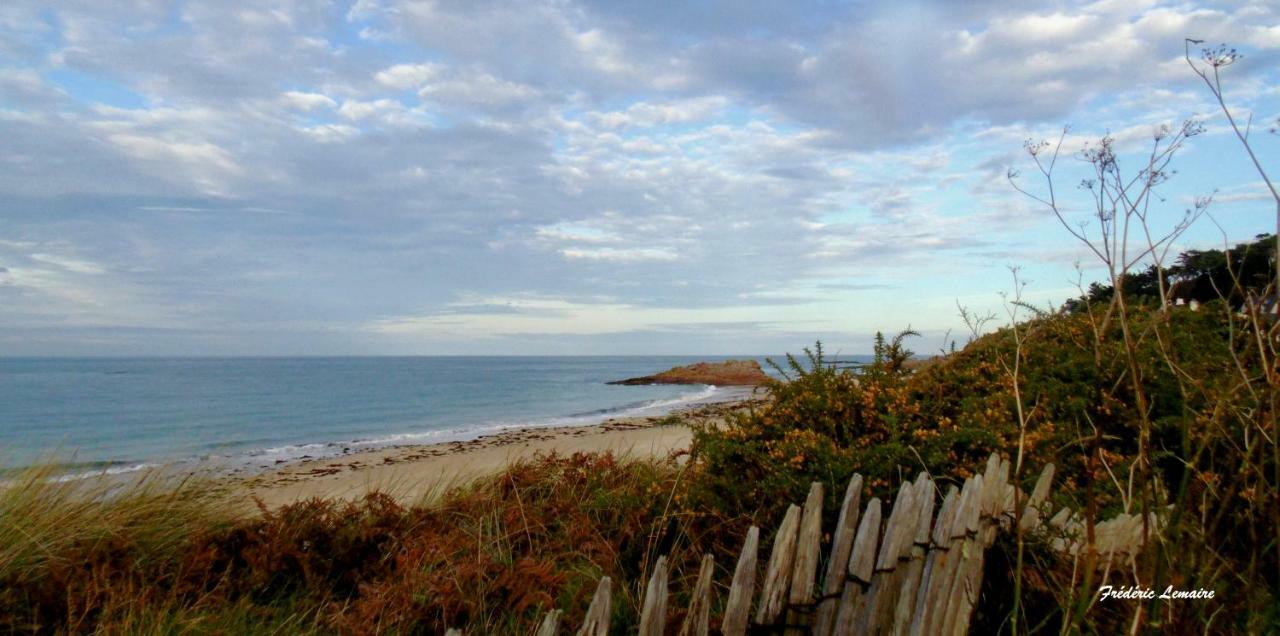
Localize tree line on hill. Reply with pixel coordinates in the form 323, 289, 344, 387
1063, 233, 1276, 312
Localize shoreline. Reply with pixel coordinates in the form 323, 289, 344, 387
13, 384, 758, 487
236, 388, 765, 509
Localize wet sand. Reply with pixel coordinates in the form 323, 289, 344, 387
238, 395, 761, 509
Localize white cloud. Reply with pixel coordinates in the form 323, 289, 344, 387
28, 252, 106, 275
280, 90, 336, 110
560, 246, 680, 262
104, 132, 242, 193
419, 71, 539, 106
364, 293, 831, 338
337, 98, 402, 120
374, 62, 444, 89
588, 96, 728, 129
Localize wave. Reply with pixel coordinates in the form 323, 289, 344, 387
0, 459, 164, 484
48, 462, 161, 483
220, 384, 737, 471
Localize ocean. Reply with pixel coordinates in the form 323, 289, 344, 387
0, 356, 777, 479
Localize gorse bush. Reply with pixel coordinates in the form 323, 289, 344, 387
685, 334, 1000, 521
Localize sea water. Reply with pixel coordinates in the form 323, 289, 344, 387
0, 356, 775, 479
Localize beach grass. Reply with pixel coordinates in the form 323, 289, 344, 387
0, 451, 701, 634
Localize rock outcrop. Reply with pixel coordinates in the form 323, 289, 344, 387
608, 360, 769, 386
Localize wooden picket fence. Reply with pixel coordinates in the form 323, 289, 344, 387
446, 452, 1153, 635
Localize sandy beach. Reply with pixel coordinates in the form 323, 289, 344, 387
238, 394, 761, 509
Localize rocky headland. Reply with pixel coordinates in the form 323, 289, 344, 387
608, 359, 770, 386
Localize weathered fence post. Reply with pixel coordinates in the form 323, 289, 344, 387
756, 504, 802, 626
721, 526, 759, 636
855, 480, 919, 634
678, 554, 715, 636
637, 556, 669, 636
832, 497, 882, 634
891, 471, 936, 635
938, 474, 984, 635
1019, 463, 1055, 532
909, 484, 958, 636
785, 482, 825, 634
575, 576, 611, 636
813, 474, 863, 636
536, 609, 562, 636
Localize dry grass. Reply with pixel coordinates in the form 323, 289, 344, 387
0, 452, 700, 635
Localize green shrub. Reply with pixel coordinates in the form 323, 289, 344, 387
685, 336, 1000, 522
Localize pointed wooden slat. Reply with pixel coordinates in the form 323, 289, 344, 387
832, 497, 882, 634
936, 477, 984, 635
950, 473, 998, 636
536, 609, 562, 636
638, 556, 669, 636
755, 504, 802, 626
891, 473, 936, 635
962, 474, 984, 535
857, 482, 921, 634
785, 482, 826, 634
848, 497, 883, 583
813, 474, 863, 636
925, 477, 977, 636
721, 526, 759, 636
1000, 483, 1017, 526
979, 463, 1006, 546
875, 482, 917, 571
789, 482, 825, 605
947, 477, 976, 540
678, 554, 715, 636
940, 536, 982, 636
910, 485, 958, 636
911, 472, 936, 547
575, 576, 612, 636
981, 453, 1002, 517
1019, 463, 1056, 531
982, 455, 1009, 524
1047, 506, 1071, 528
930, 486, 960, 547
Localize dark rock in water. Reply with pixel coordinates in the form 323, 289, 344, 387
608, 359, 769, 386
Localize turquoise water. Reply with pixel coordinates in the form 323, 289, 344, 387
0, 357, 775, 478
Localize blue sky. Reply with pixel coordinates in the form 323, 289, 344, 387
1, 0, 1278, 356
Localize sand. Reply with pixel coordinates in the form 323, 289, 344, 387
237, 396, 760, 509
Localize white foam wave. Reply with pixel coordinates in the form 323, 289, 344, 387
209, 384, 742, 474
49, 462, 161, 483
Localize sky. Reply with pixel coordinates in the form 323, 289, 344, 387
1, 0, 1278, 356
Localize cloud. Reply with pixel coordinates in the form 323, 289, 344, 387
0, 0, 1276, 353
588, 96, 727, 129
28, 252, 106, 274
280, 90, 337, 111
560, 246, 680, 262
375, 62, 444, 89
